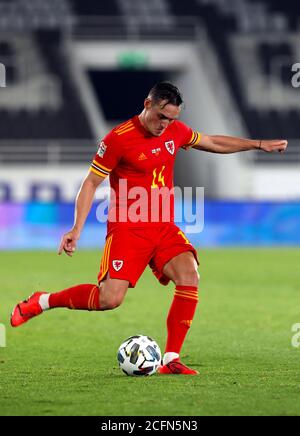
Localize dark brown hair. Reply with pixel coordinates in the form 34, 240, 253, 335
148, 82, 183, 107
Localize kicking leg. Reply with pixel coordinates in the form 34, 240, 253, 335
10, 276, 129, 327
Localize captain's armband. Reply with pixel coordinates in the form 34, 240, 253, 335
182, 131, 202, 150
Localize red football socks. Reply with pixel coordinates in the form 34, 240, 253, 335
165, 285, 199, 354
49, 284, 100, 311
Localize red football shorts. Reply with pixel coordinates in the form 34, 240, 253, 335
98, 223, 199, 288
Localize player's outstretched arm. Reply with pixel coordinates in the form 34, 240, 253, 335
193, 135, 288, 154
58, 171, 106, 257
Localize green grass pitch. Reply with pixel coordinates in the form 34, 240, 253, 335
0, 249, 300, 416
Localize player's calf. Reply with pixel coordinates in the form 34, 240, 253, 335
99, 278, 129, 310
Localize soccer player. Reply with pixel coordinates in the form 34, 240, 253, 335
11, 82, 288, 375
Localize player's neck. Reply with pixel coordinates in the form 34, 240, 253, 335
138, 111, 151, 135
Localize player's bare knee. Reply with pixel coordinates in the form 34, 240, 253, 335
106, 297, 123, 310
175, 268, 199, 287
99, 281, 127, 310
100, 294, 124, 310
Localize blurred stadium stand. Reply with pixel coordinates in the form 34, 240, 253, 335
0, 0, 93, 151
0, 0, 73, 31
168, 0, 300, 163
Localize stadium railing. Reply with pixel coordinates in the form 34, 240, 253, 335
0, 140, 96, 165
71, 15, 204, 41
0, 138, 299, 166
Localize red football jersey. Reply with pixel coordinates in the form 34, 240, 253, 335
90, 116, 201, 232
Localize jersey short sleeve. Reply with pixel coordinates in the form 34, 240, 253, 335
90, 130, 122, 178
175, 120, 202, 151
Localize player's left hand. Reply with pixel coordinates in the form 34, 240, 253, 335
58, 229, 80, 257
260, 139, 288, 153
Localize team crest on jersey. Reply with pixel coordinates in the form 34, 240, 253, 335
165, 140, 175, 155
97, 141, 107, 158
112, 260, 124, 271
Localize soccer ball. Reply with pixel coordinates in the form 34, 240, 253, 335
117, 335, 161, 376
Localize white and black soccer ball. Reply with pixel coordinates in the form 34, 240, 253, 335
117, 335, 162, 376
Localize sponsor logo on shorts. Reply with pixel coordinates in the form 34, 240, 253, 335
97, 141, 107, 158
112, 260, 124, 271
165, 140, 175, 155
